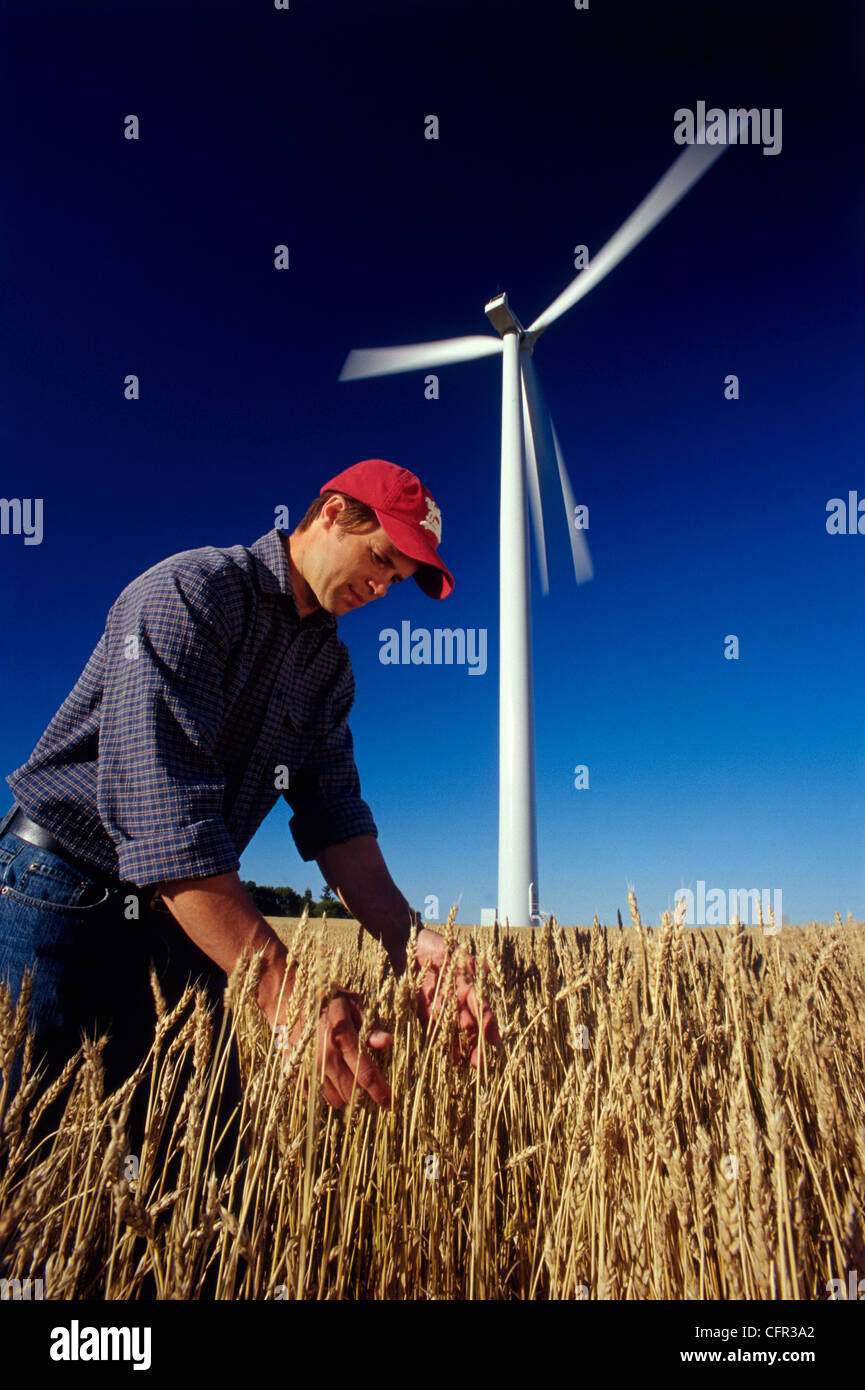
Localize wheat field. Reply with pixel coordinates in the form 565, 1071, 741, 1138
1, 893, 863, 1300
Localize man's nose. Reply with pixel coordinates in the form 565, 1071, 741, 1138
366, 575, 389, 600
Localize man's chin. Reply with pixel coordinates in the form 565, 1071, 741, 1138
336, 586, 364, 614
322, 590, 352, 616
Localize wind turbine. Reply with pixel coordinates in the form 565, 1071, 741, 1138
339, 131, 736, 927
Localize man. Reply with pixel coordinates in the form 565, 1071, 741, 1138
0, 458, 499, 1122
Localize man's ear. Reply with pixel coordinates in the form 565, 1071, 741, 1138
320, 495, 345, 529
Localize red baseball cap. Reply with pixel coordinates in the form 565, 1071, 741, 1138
320, 459, 454, 598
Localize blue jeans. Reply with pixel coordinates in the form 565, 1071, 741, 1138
0, 803, 243, 1166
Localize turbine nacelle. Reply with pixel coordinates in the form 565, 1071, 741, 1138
483, 294, 546, 354
483, 292, 526, 341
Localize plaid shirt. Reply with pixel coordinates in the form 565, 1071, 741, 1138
6, 529, 377, 886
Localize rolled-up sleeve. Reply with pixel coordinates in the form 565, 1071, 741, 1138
97, 560, 243, 885
285, 658, 378, 861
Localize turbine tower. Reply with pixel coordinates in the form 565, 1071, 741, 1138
340, 129, 737, 926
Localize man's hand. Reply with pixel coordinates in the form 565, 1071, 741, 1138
154, 871, 394, 1108
413, 928, 501, 1066
279, 988, 393, 1110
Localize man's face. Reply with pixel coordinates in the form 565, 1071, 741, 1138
305, 504, 420, 616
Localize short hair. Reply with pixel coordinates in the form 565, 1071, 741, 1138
295, 490, 379, 534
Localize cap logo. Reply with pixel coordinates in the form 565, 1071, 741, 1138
419, 495, 442, 544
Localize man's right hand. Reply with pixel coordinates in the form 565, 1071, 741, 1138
414, 928, 501, 1065
277, 988, 393, 1110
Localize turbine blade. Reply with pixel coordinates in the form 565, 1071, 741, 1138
528, 139, 730, 335
339, 335, 502, 381
521, 355, 593, 585
520, 362, 549, 596
550, 415, 593, 584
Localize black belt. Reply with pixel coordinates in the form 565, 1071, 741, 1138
5, 806, 171, 913
7, 806, 124, 892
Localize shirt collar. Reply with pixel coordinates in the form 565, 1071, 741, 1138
249, 529, 337, 630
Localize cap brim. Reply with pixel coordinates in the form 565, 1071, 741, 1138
374, 509, 454, 599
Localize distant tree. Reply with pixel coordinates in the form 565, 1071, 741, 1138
275, 885, 303, 916
243, 881, 305, 917
317, 883, 351, 919
242, 882, 275, 914
241, 879, 352, 919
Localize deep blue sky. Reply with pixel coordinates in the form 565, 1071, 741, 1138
1, 0, 862, 926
